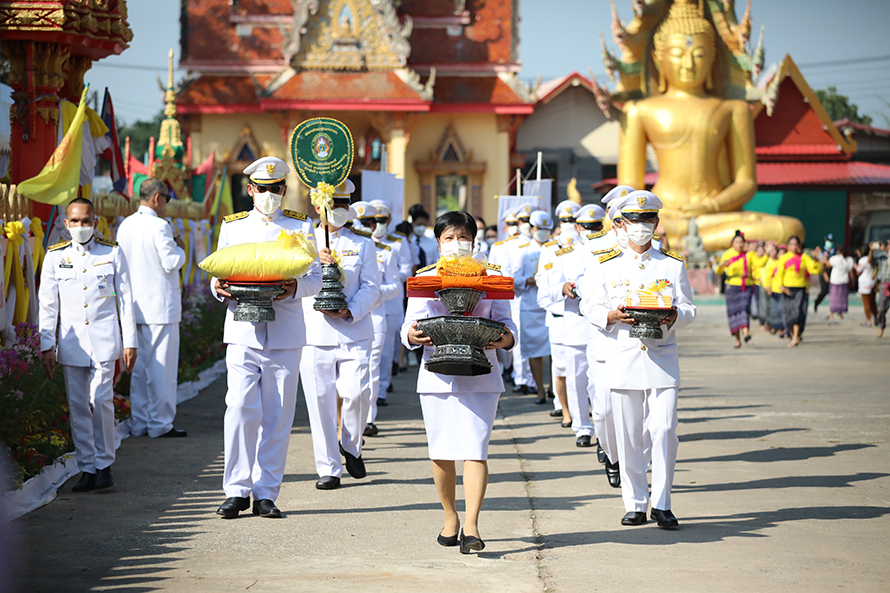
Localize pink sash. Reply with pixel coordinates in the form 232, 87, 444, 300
784, 254, 809, 279
729, 252, 749, 291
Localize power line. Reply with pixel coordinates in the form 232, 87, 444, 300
797, 55, 890, 70
91, 62, 184, 72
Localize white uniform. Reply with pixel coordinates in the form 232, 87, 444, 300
38, 237, 137, 474
213, 208, 322, 501
580, 246, 695, 513
378, 233, 411, 396
367, 240, 400, 424
401, 267, 516, 460
511, 239, 550, 359
117, 206, 186, 437
536, 238, 568, 412
301, 226, 381, 478
488, 235, 521, 381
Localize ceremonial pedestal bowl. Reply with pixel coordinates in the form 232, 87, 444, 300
227, 282, 287, 322
624, 307, 673, 340
313, 263, 349, 311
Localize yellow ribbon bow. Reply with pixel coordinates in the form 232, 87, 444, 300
30, 217, 45, 275
96, 216, 110, 239
309, 181, 336, 226
3, 221, 29, 324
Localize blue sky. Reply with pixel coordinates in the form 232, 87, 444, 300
84, 0, 890, 126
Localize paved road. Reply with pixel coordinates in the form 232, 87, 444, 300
9, 304, 890, 592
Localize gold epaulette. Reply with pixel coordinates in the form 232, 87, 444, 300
485, 263, 501, 272
416, 263, 437, 274
661, 248, 684, 261
96, 237, 118, 247
48, 240, 70, 252
591, 248, 614, 256
282, 209, 308, 221
350, 228, 372, 238
556, 245, 573, 256
393, 229, 408, 237
223, 211, 249, 223
493, 235, 519, 247
654, 234, 662, 241
375, 241, 391, 251
544, 239, 559, 247
543, 262, 554, 270
386, 234, 402, 243
587, 230, 608, 240
518, 243, 530, 249
599, 249, 621, 264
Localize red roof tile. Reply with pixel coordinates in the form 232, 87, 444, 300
269, 71, 425, 102
432, 76, 526, 105
176, 75, 261, 108
399, 0, 461, 15
407, 0, 515, 65
756, 144, 845, 156
754, 77, 843, 158
186, 2, 286, 62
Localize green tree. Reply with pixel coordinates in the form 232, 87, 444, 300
815, 86, 872, 126
118, 111, 164, 163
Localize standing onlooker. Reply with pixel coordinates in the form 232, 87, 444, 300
873, 241, 889, 338
856, 245, 877, 326
827, 246, 855, 321
117, 178, 188, 438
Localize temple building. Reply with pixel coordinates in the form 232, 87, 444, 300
175, 0, 534, 222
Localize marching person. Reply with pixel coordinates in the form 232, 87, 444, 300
506, 205, 538, 395
776, 236, 822, 347
407, 204, 439, 268
117, 178, 188, 438
714, 230, 756, 348
39, 197, 137, 492
212, 156, 322, 519
581, 190, 696, 528
487, 208, 521, 386
301, 180, 381, 490
402, 210, 516, 555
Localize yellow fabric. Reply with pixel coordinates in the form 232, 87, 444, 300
751, 252, 769, 286
59, 102, 109, 138
309, 182, 336, 226
17, 86, 90, 205
761, 258, 780, 293
209, 174, 234, 250
4, 221, 29, 324
30, 217, 45, 275
776, 252, 822, 289
715, 248, 756, 287
96, 216, 109, 239
199, 230, 318, 282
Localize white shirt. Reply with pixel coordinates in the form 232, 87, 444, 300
117, 205, 186, 324
828, 254, 855, 285
39, 238, 137, 366
857, 256, 875, 292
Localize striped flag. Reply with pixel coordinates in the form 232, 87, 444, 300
99, 88, 128, 197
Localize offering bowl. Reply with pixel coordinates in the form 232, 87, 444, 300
435, 288, 484, 315
314, 263, 349, 311
624, 307, 673, 339
227, 282, 287, 322
416, 315, 506, 376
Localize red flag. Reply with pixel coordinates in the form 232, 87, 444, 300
194, 151, 215, 176
99, 88, 129, 197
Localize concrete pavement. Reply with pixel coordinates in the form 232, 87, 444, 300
9, 304, 890, 592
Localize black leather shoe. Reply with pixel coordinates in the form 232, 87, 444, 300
534, 397, 547, 405
561, 420, 572, 428
386, 384, 394, 393
363, 423, 379, 437
514, 384, 529, 395
72, 472, 97, 492
576, 435, 592, 447
459, 529, 485, 554
158, 427, 188, 438
621, 511, 647, 526
437, 530, 459, 547
549, 408, 563, 418
605, 459, 621, 488
392, 362, 400, 376
340, 445, 366, 479
217, 496, 250, 519
596, 443, 607, 464
651, 508, 679, 528
94, 467, 114, 490
252, 499, 282, 518
315, 476, 340, 490
376, 397, 388, 407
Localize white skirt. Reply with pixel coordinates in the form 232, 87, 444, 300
519, 307, 550, 359
419, 392, 500, 461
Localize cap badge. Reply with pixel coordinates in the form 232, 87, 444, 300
265, 163, 276, 176
620, 190, 628, 197
637, 196, 647, 207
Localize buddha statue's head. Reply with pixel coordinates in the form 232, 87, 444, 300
652, 0, 717, 93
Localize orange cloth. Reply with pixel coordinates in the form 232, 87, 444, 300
407, 274, 514, 293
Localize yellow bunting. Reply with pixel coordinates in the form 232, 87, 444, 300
309, 182, 335, 226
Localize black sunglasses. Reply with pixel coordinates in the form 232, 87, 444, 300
157, 192, 171, 203
253, 183, 286, 194
374, 216, 390, 224
579, 222, 603, 231
621, 212, 659, 222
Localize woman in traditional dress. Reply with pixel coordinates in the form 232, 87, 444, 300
715, 231, 756, 348
776, 236, 823, 347
827, 245, 855, 321
856, 245, 877, 326
402, 211, 516, 555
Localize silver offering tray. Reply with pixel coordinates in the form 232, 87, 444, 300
227, 282, 287, 322
624, 307, 673, 340
314, 263, 349, 311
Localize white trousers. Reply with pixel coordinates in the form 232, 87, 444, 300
379, 312, 399, 396
589, 358, 617, 462
564, 345, 593, 436
550, 342, 564, 410
301, 341, 371, 478
130, 323, 179, 437
367, 314, 387, 424
63, 361, 116, 473
223, 345, 300, 501
611, 387, 679, 513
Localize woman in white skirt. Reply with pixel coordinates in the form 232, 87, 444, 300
402, 211, 516, 555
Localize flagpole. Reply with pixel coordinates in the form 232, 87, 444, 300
43, 205, 57, 250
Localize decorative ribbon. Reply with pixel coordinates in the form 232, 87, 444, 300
329, 248, 348, 287
4, 221, 29, 324
728, 251, 749, 291
309, 181, 336, 226
30, 217, 45, 276
784, 254, 810, 280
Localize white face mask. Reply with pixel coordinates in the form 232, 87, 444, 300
615, 225, 629, 249
372, 224, 387, 239
68, 225, 94, 244
560, 222, 579, 243
518, 221, 531, 237
485, 237, 497, 247
439, 239, 473, 258
413, 224, 426, 238
253, 191, 283, 215
532, 229, 551, 244
327, 207, 351, 228
506, 224, 519, 236
626, 222, 656, 246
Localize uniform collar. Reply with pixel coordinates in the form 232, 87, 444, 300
138, 205, 159, 218
251, 207, 282, 224
73, 238, 94, 252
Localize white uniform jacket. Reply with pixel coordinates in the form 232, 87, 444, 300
545, 243, 591, 347
511, 239, 544, 312
117, 206, 186, 324
401, 268, 517, 393
375, 241, 401, 313
379, 234, 409, 316
39, 238, 137, 366
302, 226, 382, 346
580, 246, 695, 389
213, 208, 323, 350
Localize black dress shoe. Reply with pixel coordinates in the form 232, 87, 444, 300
392, 362, 400, 376
561, 420, 572, 428
514, 384, 529, 395
549, 408, 563, 418
651, 508, 679, 528
217, 496, 250, 519
315, 476, 341, 490
459, 529, 485, 554
376, 397, 389, 407
72, 472, 97, 492
95, 467, 114, 490
253, 499, 282, 518
386, 384, 394, 393
340, 446, 366, 479
437, 530, 459, 547
534, 397, 547, 405
363, 423, 379, 437
621, 511, 647, 526
596, 443, 607, 464
158, 427, 188, 438
605, 459, 621, 488
576, 435, 592, 447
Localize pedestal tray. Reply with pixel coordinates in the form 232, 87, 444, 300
624, 307, 673, 339
227, 282, 286, 322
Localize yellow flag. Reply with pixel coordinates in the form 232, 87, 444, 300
210, 168, 233, 250
17, 85, 90, 205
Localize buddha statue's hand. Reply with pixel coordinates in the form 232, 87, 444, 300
678, 201, 718, 217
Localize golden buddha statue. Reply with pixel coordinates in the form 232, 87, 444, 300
608, 0, 802, 251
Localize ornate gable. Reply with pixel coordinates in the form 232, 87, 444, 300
290, 0, 412, 71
